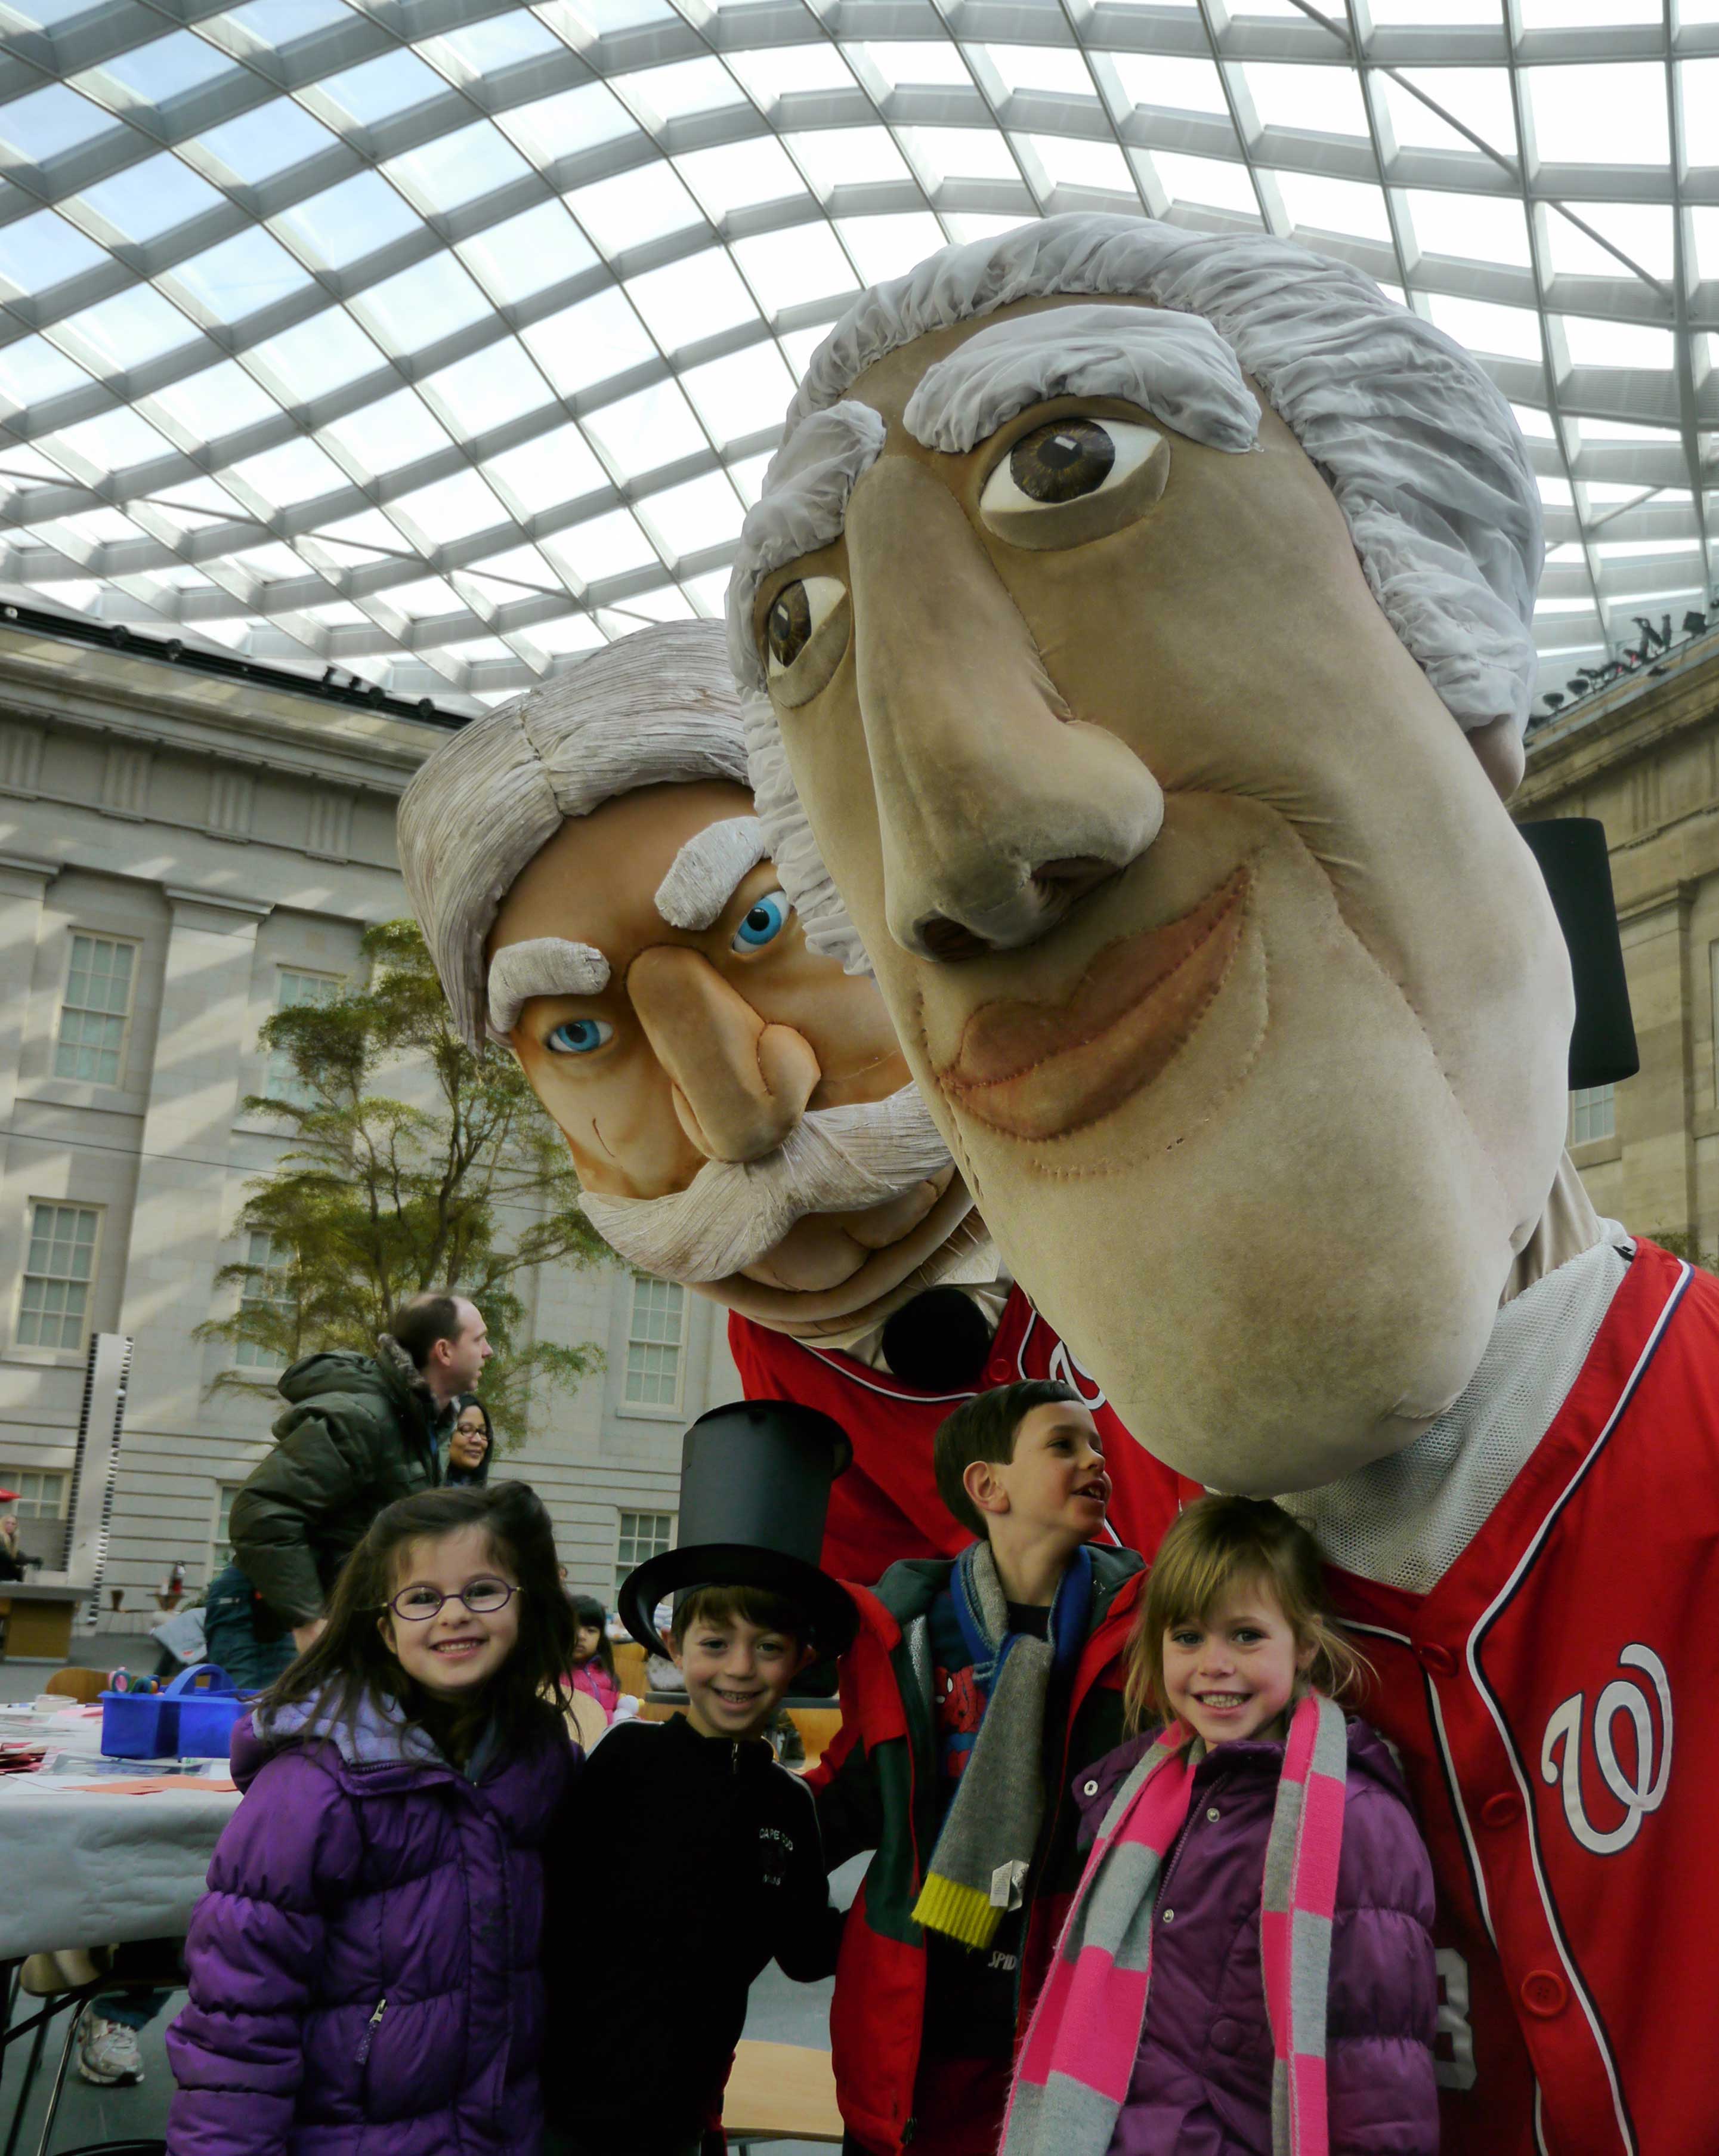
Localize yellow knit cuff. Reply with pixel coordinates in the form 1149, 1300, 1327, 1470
912, 1873, 1005, 1950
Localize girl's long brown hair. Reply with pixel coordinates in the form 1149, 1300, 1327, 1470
262, 1482, 577, 1763
1124, 1494, 1371, 1735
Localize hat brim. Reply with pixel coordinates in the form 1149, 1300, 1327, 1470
619, 1543, 858, 1664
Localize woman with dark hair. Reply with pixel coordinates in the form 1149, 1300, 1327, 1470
447, 1395, 493, 1484
564, 1593, 620, 1723
165, 1482, 579, 2156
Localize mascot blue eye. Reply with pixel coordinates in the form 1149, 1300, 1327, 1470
545, 1018, 613, 1055
732, 891, 791, 952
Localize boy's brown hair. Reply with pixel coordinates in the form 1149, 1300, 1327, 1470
933, 1379, 1081, 1540
1124, 1494, 1370, 1734
669, 1581, 808, 1650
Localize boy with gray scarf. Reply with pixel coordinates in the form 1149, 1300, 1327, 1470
808, 1380, 1145, 2156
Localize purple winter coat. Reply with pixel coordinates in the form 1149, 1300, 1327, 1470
1074, 1716, 1439, 2156
165, 1695, 577, 2156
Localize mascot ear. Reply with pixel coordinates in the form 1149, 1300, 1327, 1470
1467, 715, 1526, 801
881, 1286, 997, 1392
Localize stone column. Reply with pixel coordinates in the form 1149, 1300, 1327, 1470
118, 888, 271, 1439
1616, 879, 1697, 1241
0, 851, 58, 1132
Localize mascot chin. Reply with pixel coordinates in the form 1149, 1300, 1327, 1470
397, 619, 1191, 1583
728, 214, 1711, 2155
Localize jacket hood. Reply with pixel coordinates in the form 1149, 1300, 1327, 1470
272, 1337, 451, 1440
1075, 1710, 1410, 1834
234, 1691, 447, 1789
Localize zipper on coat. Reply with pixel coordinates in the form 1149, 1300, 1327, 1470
354, 1997, 387, 2065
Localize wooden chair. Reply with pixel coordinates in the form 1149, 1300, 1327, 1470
612, 1641, 649, 1698
723, 2040, 843, 2148
40, 1669, 104, 1705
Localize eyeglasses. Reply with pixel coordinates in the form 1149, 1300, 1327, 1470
379, 1581, 521, 1623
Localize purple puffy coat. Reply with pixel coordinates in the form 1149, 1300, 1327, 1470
165, 1695, 577, 2156
1074, 1716, 1439, 2156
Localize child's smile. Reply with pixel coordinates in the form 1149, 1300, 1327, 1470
1161, 1576, 1314, 1749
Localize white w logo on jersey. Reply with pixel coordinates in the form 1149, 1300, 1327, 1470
1047, 1339, 1106, 1409
1540, 1644, 1673, 1856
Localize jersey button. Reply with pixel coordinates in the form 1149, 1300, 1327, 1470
1417, 1642, 1456, 1678
1520, 1970, 1567, 2018
1482, 1792, 1523, 1829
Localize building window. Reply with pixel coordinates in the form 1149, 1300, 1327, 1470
211, 1482, 245, 1571
615, 1509, 675, 1602
0, 1468, 69, 1521
265, 968, 342, 1103
234, 1231, 294, 1369
17, 1202, 100, 1350
1570, 1084, 1616, 1145
54, 934, 136, 1086
623, 1277, 685, 1407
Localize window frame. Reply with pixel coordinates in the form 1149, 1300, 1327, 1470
233, 1228, 295, 1370
0, 1467, 70, 1521
53, 931, 140, 1089
619, 1274, 687, 1417
263, 965, 344, 1105
14, 1199, 104, 1355
1569, 1082, 1616, 1147
210, 1480, 246, 1573
614, 1507, 675, 1604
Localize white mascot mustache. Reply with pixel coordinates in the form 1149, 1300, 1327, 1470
577, 1086, 957, 1284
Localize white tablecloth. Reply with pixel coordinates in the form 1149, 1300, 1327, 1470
0, 1704, 239, 1960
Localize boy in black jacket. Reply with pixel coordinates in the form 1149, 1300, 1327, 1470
541, 1582, 843, 2156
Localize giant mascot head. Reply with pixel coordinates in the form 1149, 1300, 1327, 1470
398, 619, 987, 1339
727, 215, 1575, 1489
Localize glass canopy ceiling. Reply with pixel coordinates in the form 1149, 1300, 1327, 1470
1, 0, 1715, 715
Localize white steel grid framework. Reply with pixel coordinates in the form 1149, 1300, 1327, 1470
1, 0, 1716, 712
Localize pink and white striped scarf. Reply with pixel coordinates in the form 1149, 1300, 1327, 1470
1002, 1691, 1349, 2156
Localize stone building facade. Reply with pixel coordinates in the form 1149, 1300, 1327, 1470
0, 618, 738, 1629
1519, 628, 1719, 1255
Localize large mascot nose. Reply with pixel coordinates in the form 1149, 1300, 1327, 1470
627, 944, 820, 1162
845, 457, 1164, 961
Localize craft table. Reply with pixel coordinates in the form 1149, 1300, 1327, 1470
0, 1703, 237, 1961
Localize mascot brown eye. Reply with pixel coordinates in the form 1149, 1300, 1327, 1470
766, 582, 813, 669
1008, 419, 1117, 504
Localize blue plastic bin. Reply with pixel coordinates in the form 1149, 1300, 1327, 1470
100, 1663, 238, 1760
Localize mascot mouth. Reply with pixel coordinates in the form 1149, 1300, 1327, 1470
933, 864, 1251, 1140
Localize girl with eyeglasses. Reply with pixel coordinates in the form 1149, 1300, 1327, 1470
166, 1482, 579, 2156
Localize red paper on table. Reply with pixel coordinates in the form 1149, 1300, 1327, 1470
61, 1777, 238, 1794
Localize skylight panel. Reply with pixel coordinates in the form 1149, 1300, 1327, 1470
375, 573, 465, 619
0, 336, 91, 408
837, 211, 952, 282
60, 285, 200, 372
50, 406, 175, 475
152, 474, 248, 519
4, 0, 109, 24
1545, 202, 1674, 282
146, 360, 281, 441
75, 154, 227, 245
225, 539, 315, 582
384, 122, 533, 216
1405, 189, 1531, 268
1691, 207, 1719, 283
851, 42, 974, 92
1593, 536, 1701, 558
422, 341, 549, 438
223, 435, 350, 508
636, 470, 744, 559
169, 228, 314, 322
1538, 474, 1575, 505
611, 58, 746, 126
194, 98, 334, 184
681, 567, 732, 616
1242, 64, 1369, 140
1380, 71, 1516, 159
483, 425, 610, 516
726, 46, 858, 106
899, 126, 1019, 186
216, 0, 351, 44
457, 542, 562, 596
584, 380, 708, 473
626, 249, 758, 350
298, 598, 372, 625
1571, 416, 1678, 443
1272, 172, 1392, 243
4, 210, 108, 302
41, 506, 148, 547
543, 508, 659, 584
319, 388, 449, 476
1682, 63, 1719, 167
730, 224, 857, 314
81, 32, 236, 107
783, 127, 914, 197
522, 611, 607, 655
1424, 291, 1544, 362
1023, 138, 1133, 196
675, 138, 809, 221
497, 83, 637, 168
351, 255, 491, 354
270, 172, 421, 273
603, 586, 695, 625
304, 506, 409, 555
389, 469, 508, 546
1518, 0, 1659, 23
316, 49, 449, 128
983, 47, 1096, 101
567, 162, 703, 256
543, 0, 678, 37
1109, 55, 1230, 118
0, 85, 113, 163
681, 342, 797, 444
422, 13, 563, 75
1527, 65, 1667, 166
1151, 152, 1260, 217
522, 288, 657, 397
145, 562, 215, 590
459, 202, 597, 307
252, 308, 382, 403
1366, 0, 1497, 20
944, 212, 1046, 245
1510, 403, 1558, 438
1559, 316, 1675, 368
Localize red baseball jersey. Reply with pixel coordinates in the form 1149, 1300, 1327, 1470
1328, 1238, 1718, 2156
727, 1289, 1194, 1582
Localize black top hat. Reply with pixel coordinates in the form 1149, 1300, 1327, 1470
618, 1398, 859, 1661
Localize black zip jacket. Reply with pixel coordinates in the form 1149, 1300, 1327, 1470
541, 1711, 842, 2152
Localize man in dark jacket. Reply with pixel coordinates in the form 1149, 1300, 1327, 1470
230, 1292, 491, 1648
